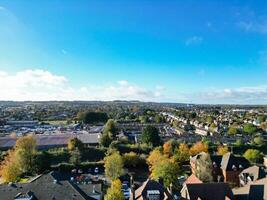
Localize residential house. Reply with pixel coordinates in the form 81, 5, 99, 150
130, 179, 173, 200
0, 171, 103, 200
239, 166, 266, 187
181, 182, 234, 200
233, 177, 267, 200
221, 153, 250, 186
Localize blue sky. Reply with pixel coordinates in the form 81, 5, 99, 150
0, 0, 267, 104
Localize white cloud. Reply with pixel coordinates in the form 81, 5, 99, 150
195, 85, 267, 104
238, 21, 267, 34
0, 69, 164, 101
185, 36, 203, 46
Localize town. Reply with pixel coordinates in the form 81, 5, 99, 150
1, 0, 267, 199
0, 101, 266, 200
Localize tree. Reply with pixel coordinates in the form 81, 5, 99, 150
235, 138, 243, 147
0, 150, 20, 182
141, 125, 161, 147
257, 115, 267, 123
206, 116, 214, 124
69, 148, 81, 166
217, 145, 229, 156
228, 126, 238, 135
67, 138, 84, 151
243, 123, 257, 135
253, 136, 265, 146
104, 152, 124, 181
195, 153, 213, 183
151, 159, 179, 188
189, 141, 208, 156
15, 135, 37, 174
155, 115, 164, 123
243, 149, 263, 164
163, 140, 177, 157
34, 151, 51, 173
81, 111, 108, 124
100, 132, 113, 147
123, 152, 140, 168
104, 179, 124, 200
173, 143, 190, 163
147, 148, 166, 172
0, 135, 37, 182
139, 115, 149, 124
103, 119, 117, 137
147, 148, 179, 188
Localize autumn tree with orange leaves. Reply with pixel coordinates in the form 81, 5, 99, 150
189, 141, 208, 156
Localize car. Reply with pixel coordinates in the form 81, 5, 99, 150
121, 183, 131, 199
94, 167, 99, 174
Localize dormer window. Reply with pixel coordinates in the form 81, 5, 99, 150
147, 190, 160, 200
232, 165, 237, 171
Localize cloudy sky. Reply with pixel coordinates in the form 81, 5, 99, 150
0, 0, 267, 104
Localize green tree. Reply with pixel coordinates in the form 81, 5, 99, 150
155, 115, 164, 123
151, 159, 179, 188
82, 112, 108, 124
235, 138, 243, 147
104, 179, 124, 200
67, 138, 84, 151
100, 133, 113, 147
103, 119, 117, 137
34, 151, 51, 173
257, 115, 267, 123
244, 149, 263, 163
228, 126, 238, 135
104, 152, 124, 180
243, 123, 257, 135
141, 125, 161, 147
15, 135, 37, 174
139, 115, 148, 124
206, 116, 214, 124
123, 152, 141, 168
253, 136, 265, 146
69, 148, 81, 166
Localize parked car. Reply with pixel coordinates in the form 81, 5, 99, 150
94, 167, 99, 174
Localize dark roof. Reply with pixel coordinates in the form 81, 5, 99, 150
211, 155, 223, 167
233, 177, 267, 200
221, 153, 250, 171
0, 172, 100, 200
134, 179, 173, 200
185, 183, 234, 200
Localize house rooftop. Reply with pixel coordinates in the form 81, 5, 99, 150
221, 152, 250, 171
0, 171, 100, 200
